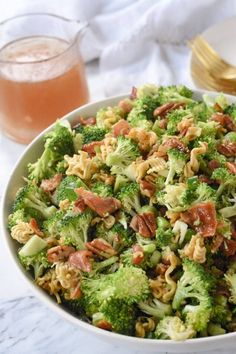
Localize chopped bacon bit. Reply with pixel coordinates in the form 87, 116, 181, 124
86, 238, 116, 258
130, 212, 157, 238
211, 234, 224, 254
82, 141, 103, 156
226, 162, 236, 175
68, 250, 93, 272
222, 239, 236, 256
40, 174, 62, 193
96, 320, 112, 331
77, 116, 96, 126
112, 119, 131, 137
139, 179, 156, 198
198, 175, 215, 185
181, 202, 217, 237
212, 113, 236, 132
72, 198, 86, 213
153, 102, 185, 118
76, 187, 121, 218
157, 137, 188, 157
217, 141, 236, 157
130, 86, 137, 100
47, 245, 75, 263
118, 100, 133, 114
132, 244, 144, 265
208, 159, 220, 171
29, 218, 44, 237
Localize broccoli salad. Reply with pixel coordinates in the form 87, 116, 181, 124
8, 84, 236, 340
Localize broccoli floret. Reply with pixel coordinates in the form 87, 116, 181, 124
13, 183, 57, 221
224, 103, 236, 121
207, 322, 226, 336
81, 266, 150, 306
59, 208, 93, 249
156, 183, 187, 211
92, 298, 136, 335
19, 249, 50, 279
96, 106, 124, 129
28, 122, 74, 182
62, 298, 85, 316
117, 182, 142, 215
224, 131, 236, 143
157, 85, 193, 105
92, 182, 113, 198
54, 175, 87, 204
155, 316, 195, 340
156, 217, 175, 249
114, 174, 129, 193
8, 209, 28, 230
42, 210, 64, 236
138, 298, 172, 319
96, 222, 133, 252
91, 256, 119, 276
173, 259, 214, 331
211, 295, 232, 325
165, 149, 188, 185
166, 108, 193, 135
211, 167, 236, 197
106, 136, 139, 172
225, 272, 236, 304
79, 125, 107, 145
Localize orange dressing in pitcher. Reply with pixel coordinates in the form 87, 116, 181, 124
0, 36, 89, 144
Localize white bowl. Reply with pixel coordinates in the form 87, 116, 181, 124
1, 90, 236, 353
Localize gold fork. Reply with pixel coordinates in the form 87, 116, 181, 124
191, 56, 236, 94
190, 36, 236, 80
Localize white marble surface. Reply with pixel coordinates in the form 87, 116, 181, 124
0, 61, 235, 354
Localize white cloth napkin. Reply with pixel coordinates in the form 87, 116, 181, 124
2, 0, 236, 96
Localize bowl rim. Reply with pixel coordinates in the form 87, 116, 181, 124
2, 89, 236, 351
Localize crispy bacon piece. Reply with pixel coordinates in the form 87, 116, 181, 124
132, 244, 144, 265
47, 245, 75, 263
82, 141, 103, 156
76, 187, 121, 217
208, 159, 220, 171
211, 113, 236, 132
153, 102, 185, 118
157, 137, 188, 157
72, 198, 86, 213
77, 116, 96, 126
217, 141, 236, 157
181, 202, 217, 237
112, 119, 131, 137
96, 320, 112, 331
130, 212, 157, 238
40, 174, 62, 193
68, 250, 93, 272
86, 238, 116, 258
130, 86, 137, 100
139, 180, 156, 198
226, 162, 236, 175
29, 218, 44, 237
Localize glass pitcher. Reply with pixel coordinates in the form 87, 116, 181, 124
0, 13, 89, 144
